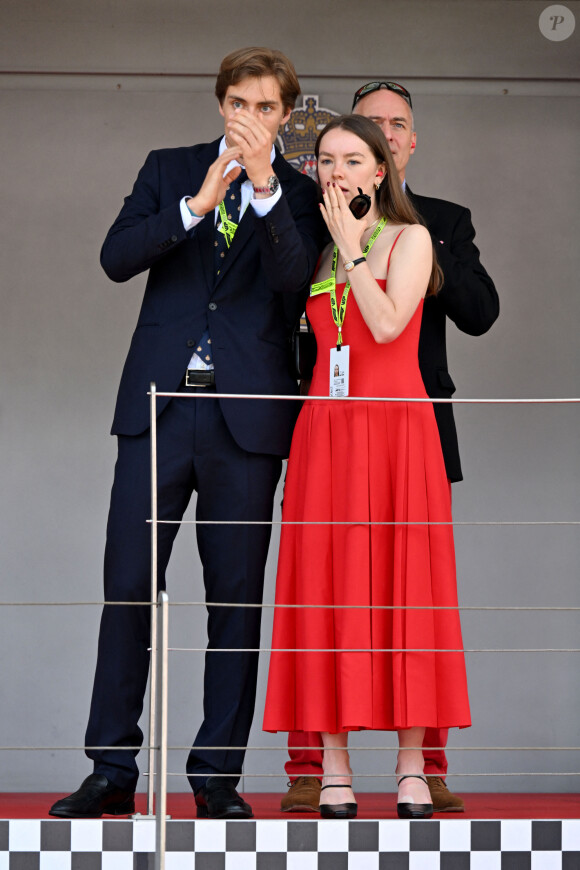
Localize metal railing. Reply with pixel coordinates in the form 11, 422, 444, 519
144, 384, 580, 867
1, 385, 578, 868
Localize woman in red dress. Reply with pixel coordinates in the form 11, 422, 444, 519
263, 116, 470, 819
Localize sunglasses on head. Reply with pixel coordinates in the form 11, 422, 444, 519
352, 81, 413, 111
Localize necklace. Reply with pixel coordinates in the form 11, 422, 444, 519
362, 216, 381, 238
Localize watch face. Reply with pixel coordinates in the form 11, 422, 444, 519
268, 175, 280, 193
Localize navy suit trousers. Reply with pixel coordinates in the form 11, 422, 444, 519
85, 386, 282, 791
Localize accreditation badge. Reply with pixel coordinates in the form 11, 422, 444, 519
329, 345, 350, 397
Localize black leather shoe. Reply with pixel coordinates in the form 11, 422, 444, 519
396, 774, 434, 819
49, 774, 135, 818
319, 784, 358, 819
195, 776, 253, 819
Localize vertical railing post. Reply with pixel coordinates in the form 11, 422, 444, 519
147, 381, 159, 817
154, 590, 169, 870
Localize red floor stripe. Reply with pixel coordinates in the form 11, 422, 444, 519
1, 792, 579, 820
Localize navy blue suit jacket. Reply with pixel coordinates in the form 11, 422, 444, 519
408, 189, 499, 482
101, 139, 324, 457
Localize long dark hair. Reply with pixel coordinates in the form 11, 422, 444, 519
315, 115, 442, 296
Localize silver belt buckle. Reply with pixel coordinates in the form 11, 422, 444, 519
185, 370, 207, 387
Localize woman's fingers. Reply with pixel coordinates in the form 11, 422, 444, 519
320, 189, 336, 226
324, 182, 350, 213
325, 182, 339, 211
333, 184, 350, 211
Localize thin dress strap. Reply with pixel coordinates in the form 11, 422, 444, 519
386, 227, 408, 275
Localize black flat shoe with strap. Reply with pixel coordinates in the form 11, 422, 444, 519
319, 783, 358, 819
396, 774, 434, 819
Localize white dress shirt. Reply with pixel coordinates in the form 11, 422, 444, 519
181, 138, 282, 370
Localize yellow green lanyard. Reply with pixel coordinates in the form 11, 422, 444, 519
218, 200, 238, 248
310, 218, 386, 347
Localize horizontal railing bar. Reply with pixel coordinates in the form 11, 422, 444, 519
151, 519, 580, 526
1, 602, 578, 611
149, 391, 580, 405
166, 647, 580, 653
1, 745, 578, 752
164, 771, 580, 778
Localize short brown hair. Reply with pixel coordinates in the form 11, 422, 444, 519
215, 47, 301, 112
315, 115, 442, 296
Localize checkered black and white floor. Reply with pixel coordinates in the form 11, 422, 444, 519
2, 818, 580, 869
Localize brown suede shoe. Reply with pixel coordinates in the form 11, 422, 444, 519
280, 776, 322, 813
427, 776, 465, 812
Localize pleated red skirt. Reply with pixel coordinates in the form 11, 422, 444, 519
263, 286, 471, 734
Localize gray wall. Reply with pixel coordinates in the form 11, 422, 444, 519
1, 0, 578, 794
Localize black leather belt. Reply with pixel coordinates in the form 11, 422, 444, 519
184, 369, 215, 387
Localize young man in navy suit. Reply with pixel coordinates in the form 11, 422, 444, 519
282, 80, 499, 815
50, 47, 325, 821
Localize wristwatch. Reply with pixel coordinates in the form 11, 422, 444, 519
253, 174, 280, 196
343, 256, 366, 272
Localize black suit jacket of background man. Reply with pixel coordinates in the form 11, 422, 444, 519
408, 188, 499, 482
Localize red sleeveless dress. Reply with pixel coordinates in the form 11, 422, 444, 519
263, 242, 471, 733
